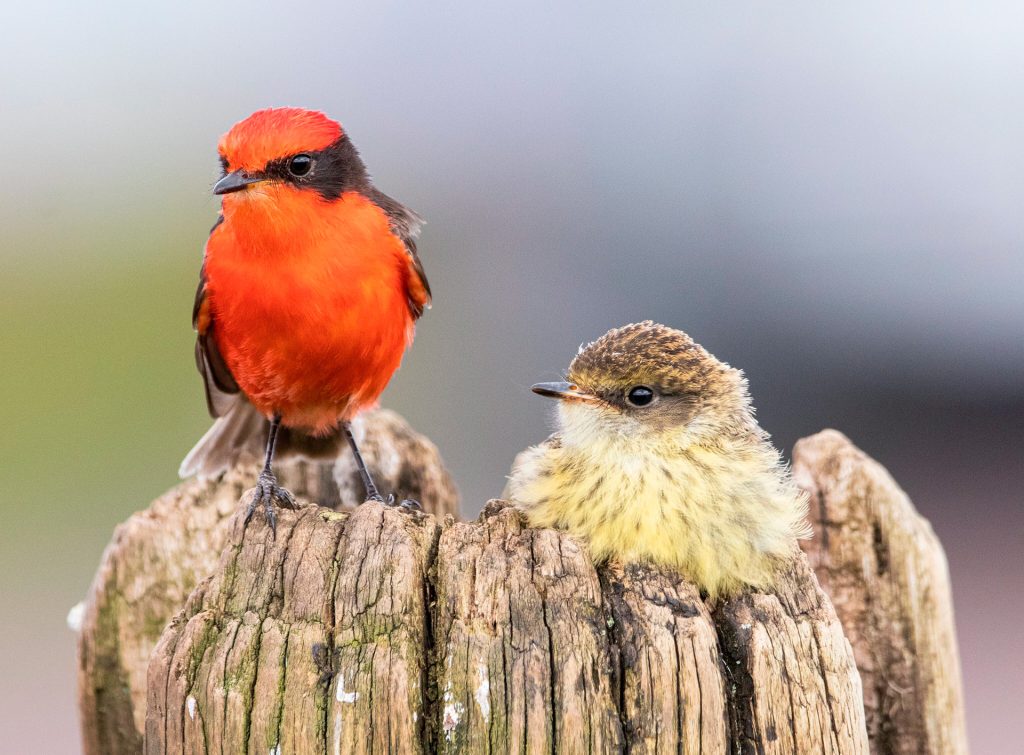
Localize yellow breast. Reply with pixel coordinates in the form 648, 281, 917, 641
507, 430, 808, 598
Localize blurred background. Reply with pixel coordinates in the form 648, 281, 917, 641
2, 2, 1021, 751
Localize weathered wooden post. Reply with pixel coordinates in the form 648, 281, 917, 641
795, 430, 968, 755
75, 416, 966, 754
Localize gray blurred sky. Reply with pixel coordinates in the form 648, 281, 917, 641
4, 2, 1023, 385
2, 2, 1022, 751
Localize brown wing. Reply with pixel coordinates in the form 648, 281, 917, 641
366, 188, 432, 318
193, 216, 240, 417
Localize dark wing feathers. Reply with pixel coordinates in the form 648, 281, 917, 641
366, 188, 431, 318
193, 216, 240, 418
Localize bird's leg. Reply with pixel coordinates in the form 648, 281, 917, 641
244, 414, 297, 536
343, 421, 384, 502
342, 421, 421, 511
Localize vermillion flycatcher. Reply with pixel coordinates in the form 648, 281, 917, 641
180, 108, 430, 533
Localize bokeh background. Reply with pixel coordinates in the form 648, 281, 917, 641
2, 2, 1021, 751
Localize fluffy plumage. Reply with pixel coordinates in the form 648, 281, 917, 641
506, 322, 811, 598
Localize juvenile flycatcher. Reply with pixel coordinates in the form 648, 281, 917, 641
506, 322, 811, 598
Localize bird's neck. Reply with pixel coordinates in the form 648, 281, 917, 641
219, 187, 374, 258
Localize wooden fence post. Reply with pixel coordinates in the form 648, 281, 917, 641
76, 420, 965, 754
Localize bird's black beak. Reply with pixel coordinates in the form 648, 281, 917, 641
213, 170, 264, 195
531, 382, 601, 404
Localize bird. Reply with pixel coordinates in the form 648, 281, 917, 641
179, 107, 431, 533
505, 321, 811, 598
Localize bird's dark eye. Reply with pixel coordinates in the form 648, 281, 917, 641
288, 154, 313, 176
626, 386, 655, 407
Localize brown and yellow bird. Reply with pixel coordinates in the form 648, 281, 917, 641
506, 322, 811, 598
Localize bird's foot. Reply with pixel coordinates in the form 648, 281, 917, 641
244, 471, 297, 537
365, 492, 422, 512
396, 497, 422, 512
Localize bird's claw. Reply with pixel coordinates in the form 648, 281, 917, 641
243, 471, 297, 537
364, 492, 422, 512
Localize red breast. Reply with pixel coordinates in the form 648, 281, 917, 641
205, 184, 414, 434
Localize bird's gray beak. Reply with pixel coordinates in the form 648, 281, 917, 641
213, 170, 265, 195
531, 382, 601, 404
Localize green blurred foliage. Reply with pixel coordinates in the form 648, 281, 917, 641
1, 216, 211, 600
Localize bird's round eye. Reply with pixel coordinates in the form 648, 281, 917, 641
626, 386, 655, 407
288, 154, 313, 176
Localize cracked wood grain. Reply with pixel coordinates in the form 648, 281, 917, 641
715, 555, 868, 755
326, 499, 439, 754
432, 502, 623, 754
80, 425, 964, 754
794, 430, 968, 755
146, 502, 439, 755
76, 409, 458, 755
601, 562, 728, 754
141, 500, 867, 754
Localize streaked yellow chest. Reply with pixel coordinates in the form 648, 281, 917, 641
510, 436, 801, 598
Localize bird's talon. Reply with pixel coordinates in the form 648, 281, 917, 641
399, 498, 422, 512
277, 487, 297, 510
265, 504, 278, 538
243, 472, 295, 537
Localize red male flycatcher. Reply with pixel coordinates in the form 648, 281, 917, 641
179, 107, 431, 532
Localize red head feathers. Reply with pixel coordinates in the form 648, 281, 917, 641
218, 108, 343, 173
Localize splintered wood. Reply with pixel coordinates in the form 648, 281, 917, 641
145, 504, 438, 754
76, 409, 457, 755
714, 557, 866, 754
795, 430, 968, 755
432, 504, 623, 753
78, 425, 966, 754
137, 499, 866, 754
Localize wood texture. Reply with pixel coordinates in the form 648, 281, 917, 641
140, 497, 866, 754
432, 502, 623, 753
794, 429, 968, 755
714, 556, 867, 754
80, 424, 969, 754
145, 502, 439, 755
75, 409, 458, 755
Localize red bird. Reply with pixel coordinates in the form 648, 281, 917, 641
179, 107, 431, 532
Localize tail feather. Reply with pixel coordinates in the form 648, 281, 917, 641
179, 397, 267, 480
179, 396, 347, 480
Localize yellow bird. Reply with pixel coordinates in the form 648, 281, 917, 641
506, 321, 811, 598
